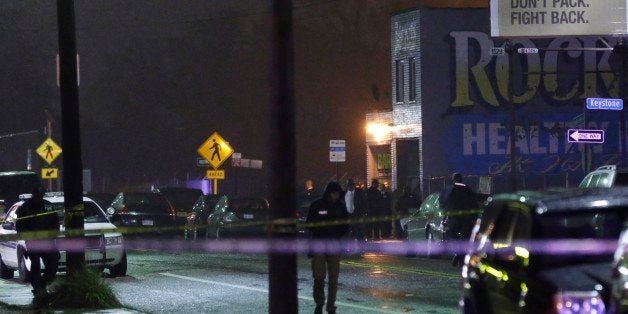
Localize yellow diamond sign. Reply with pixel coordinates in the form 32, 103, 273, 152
198, 132, 233, 169
36, 138, 62, 165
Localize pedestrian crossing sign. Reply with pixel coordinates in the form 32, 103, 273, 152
197, 132, 234, 169
36, 138, 63, 165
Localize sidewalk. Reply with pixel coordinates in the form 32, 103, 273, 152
0, 278, 142, 313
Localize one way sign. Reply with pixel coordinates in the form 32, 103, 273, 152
567, 129, 605, 144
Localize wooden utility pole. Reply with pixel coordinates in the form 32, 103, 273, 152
269, 0, 298, 313
57, 0, 85, 272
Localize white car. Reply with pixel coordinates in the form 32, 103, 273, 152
0, 193, 127, 282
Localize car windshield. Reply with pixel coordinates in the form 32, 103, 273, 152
161, 190, 202, 210
52, 201, 109, 224
533, 208, 627, 267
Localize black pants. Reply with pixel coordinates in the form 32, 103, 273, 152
28, 251, 60, 294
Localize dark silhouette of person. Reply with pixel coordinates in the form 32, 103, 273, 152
45, 144, 53, 159
365, 179, 383, 240
210, 139, 221, 161
15, 186, 60, 297
394, 185, 420, 239
439, 173, 478, 266
306, 181, 349, 314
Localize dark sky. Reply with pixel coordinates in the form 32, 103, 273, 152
0, 0, 486, 194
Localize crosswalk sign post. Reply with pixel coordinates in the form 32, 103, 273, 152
198, 132, 234, 194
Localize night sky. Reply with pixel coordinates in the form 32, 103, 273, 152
0, 0, 486, 195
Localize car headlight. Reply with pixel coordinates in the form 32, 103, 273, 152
554, 291, 605, 314
105, 236, 123, 246
107, 207, 115, 215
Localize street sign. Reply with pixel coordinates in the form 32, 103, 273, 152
250, 159, 263, 169
586, 98, 624, 111
206, 170, 225, 180
197, 132, 234, 169
36, 138, 62, 165
517, 48, 539, 54
41, 168, 59, 179
567, 129, 605, 144
490, 47, 505, 56
329, 140, 346, 162
232, 153, 242, 159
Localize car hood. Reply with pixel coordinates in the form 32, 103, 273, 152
60, 222, 120, 236
536, 262, 612, 292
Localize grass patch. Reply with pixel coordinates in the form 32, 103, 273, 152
35, 266, 121, 309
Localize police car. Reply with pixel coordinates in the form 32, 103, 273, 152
0, 193, 126, 282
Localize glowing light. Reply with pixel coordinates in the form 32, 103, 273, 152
366, 123, 391, 142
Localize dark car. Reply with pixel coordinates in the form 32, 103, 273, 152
206, 196, 270, 239
107, 192, 177, 233
85, 193, 116, 212
404, 192, 487, 258
184, 194, 224, 240
461, 188, 627, 314
0, 171, 40, 213
156, 187, 203, 224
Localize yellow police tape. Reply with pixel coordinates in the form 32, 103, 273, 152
0, 208, 483, 241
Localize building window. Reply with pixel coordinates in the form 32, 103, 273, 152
409, 57, 416, 102
396, 60, 404, 103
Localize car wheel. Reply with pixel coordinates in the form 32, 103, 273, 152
110, 251, 127, 277
0, 254, 14, 279
18, 249, 30, 283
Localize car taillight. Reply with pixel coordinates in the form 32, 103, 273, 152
119, 206, 128, 214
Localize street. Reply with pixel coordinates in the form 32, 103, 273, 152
103, 246, 460, 313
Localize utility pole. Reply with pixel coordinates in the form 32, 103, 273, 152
269, 0, 298, 313
57, 0, 85, 272
506, 41, 518, 191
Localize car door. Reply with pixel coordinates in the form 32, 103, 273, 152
482, 202, 532, 314
0, 204, 20, 268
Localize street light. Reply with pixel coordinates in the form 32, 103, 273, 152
366, 122, 392, 142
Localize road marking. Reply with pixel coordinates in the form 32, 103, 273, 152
159, 272, 401, 313
341, 261, 459, 279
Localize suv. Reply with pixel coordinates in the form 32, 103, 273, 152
461, 188, 627, 313
579, 165, 628, 188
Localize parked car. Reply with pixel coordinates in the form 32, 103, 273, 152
156, 187, 203, 224
206, 196, 270, 239
85, 193, 116, 212
403, 192, 487, 258
296, 196, 318, 237
184, 194, 224, 240
0, 171, 40, 213
106, 192, 177, 233
580, 165, 628, 188
461, 188, 627, 313
0, 193, 126, 281
611, 226, 628, 313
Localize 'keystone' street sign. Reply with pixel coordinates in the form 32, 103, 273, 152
567, 129, 605, 144
586, 98, 624, 110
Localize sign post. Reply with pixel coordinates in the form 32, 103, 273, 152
329, 140, 346, 180
197, 132, 234, 194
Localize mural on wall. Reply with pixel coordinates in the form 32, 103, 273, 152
420, 9, 627, 180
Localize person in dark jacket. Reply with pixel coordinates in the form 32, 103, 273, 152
15, 186, 59, 296
394, 186, 420, 239
365, 179, 383, 240
439, 173, 478, 266
306, 181, 349, 314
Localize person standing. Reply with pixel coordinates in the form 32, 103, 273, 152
439, 173, 478, 266
306, 181, 349, 314
15, 186, 60, 297
344, 179, 365, 240
365, 179, 383, 240
380, 183, 393, 239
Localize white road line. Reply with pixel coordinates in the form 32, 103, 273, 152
159, 272, 400, 313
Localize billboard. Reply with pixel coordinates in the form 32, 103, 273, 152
419, 9, 627, 181
491, 0, 628, 37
